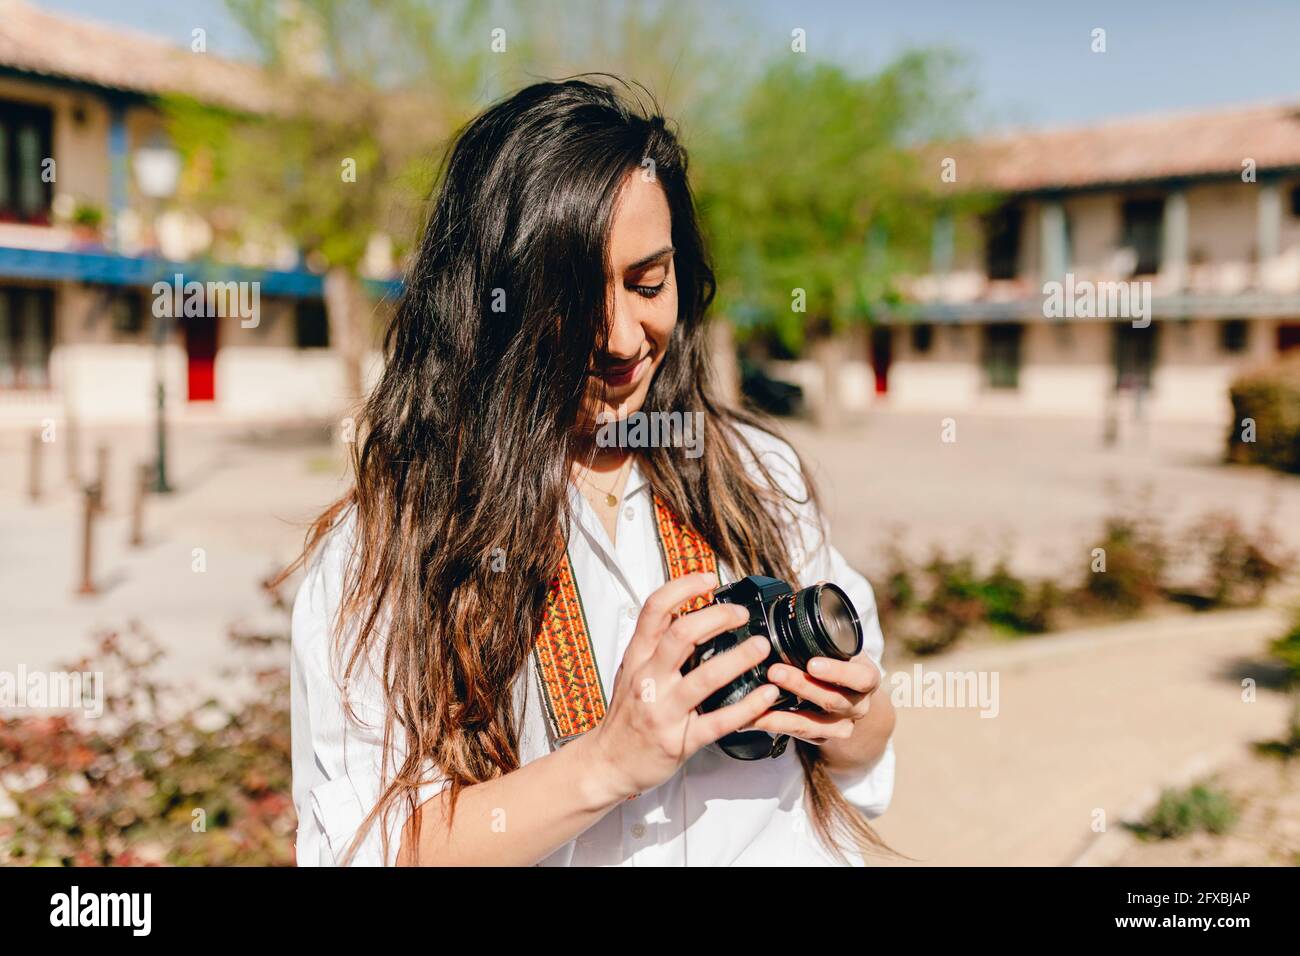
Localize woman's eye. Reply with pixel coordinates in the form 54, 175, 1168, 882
631, 282, 665, 299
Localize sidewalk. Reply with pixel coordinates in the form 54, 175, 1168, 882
871, 607, 1294, 865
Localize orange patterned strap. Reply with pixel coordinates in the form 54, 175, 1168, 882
532, 494, 720, 745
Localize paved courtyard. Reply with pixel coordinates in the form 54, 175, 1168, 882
2, 408, 1297, 865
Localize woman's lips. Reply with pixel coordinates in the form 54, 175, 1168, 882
594, 354, 649, 388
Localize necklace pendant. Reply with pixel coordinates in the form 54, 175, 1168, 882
605, 493, 618, 507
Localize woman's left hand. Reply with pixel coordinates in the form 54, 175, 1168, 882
751, 655, 882, 745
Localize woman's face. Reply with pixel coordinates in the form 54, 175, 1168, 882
581, 171, 678, 429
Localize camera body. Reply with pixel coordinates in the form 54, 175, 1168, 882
684, 575, 864, 760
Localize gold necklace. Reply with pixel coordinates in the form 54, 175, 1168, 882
577, 459, 628, 508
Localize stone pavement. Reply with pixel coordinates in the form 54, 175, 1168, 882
870, 607, 1294, 866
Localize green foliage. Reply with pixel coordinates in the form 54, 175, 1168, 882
695, 52, 976, 354
1127, 782, 1238, 841
1227, 354, 1300, 473
1271, 608, 1300, 687
878, 505, 1291, 656
0, 626, 293, 866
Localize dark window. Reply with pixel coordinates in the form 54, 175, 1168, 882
295, 298, 329, 349
109, 290, 146, 338
1121, 198, 1164, 275
0, 287, 55, 389
911, 322, 934, 354
983, 205, 1022, 280
0, 100, 53, 224
1220, 318, 1249, 354
1114, 322, 1158, 391
981, 323, 1022, 389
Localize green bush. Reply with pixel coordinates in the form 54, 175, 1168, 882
1270, 607, 1300, 687
1227, 355, 1300, 473
1185, 512, 1291, 608
1127, 782, 1238, 841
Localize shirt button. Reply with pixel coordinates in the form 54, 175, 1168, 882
626, 605, 638, 620
624, 506, 635, 521
630, 823, 647, 838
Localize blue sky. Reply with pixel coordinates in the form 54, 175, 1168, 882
31, 0, 1300, 132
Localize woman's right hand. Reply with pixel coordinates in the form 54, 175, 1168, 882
582, 572, 779, 801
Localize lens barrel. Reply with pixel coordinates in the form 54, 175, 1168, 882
772, 582, 862, 666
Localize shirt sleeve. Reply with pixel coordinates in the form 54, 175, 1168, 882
736, 423, 897, 818
290, 515, 446, 866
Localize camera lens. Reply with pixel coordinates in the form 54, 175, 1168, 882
773, 582, 863, 666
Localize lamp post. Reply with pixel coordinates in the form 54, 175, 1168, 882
134, 139, 181, 493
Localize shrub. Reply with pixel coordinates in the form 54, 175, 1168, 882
0, 625, 294, 867
1226, 355, 1300, 473
1127, 782, 1238, 841
1183, 511, 1291, 608
1270, 607, 1300, 687
1076, 512, 1167, 615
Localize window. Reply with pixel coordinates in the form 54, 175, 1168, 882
0, 100, 53, 224
983, 205, 1022, 280
1220, 318, 1249, 354
1114, 322, 1158, 391
981, 323, 1022, 389
0, 287, 55, 389
1121, 198, 1164, 275
911, 322, 934, 354
108, 290, 147, 338
295, 298, 329, 349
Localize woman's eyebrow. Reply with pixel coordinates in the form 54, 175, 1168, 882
624, 245, 675, 273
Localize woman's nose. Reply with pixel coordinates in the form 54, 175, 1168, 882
604, 295, 646, 359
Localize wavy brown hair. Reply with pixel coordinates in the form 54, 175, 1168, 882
278, 77, 888, 864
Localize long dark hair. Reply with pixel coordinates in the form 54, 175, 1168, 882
280, 77, 887, 863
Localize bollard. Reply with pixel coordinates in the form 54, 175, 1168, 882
66, 416, 80, 486
28, 430, 41, 502
130, 461, 149, 548
77, 482, 99, 595
93, 443, 109, 514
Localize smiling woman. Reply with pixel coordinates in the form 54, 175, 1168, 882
278, 77, 896, 867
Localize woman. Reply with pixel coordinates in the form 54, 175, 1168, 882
287, 77, 896, 866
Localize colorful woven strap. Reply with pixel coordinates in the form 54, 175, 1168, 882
533, 493, 719, 744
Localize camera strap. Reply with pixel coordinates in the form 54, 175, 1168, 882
532, 494, 788, 759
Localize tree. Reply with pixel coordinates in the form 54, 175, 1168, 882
696, 52, 975, 425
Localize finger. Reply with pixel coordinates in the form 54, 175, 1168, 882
750, 709, 855, 742
688, 682, 781, 751
623, 572, 717, 665
677, 634, 772, 711
766, 663, 858, 714
805, 656, 882, 695
654, 601, 749, 672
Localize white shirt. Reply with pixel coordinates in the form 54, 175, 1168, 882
290, 423, 894, 866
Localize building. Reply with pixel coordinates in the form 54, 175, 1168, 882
0, 0, 396, 427
872, 101, 1300, 423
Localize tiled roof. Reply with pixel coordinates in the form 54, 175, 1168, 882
950, 100, 1300, 193
0, 0, 272, 112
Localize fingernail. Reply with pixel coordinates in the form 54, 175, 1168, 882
749, 636, 769, 654
808, 658, 828, 674
763, 684, 781, 703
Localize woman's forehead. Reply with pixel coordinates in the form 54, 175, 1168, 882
610, 175, 672, 269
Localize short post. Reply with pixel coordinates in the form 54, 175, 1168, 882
66, 415, 80, 485
93, 443, 109, 513
130, 461, 148, 548
77, 482, 98, 595
28, 430, 41, 502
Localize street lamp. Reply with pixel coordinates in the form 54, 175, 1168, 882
134, 138, 181, 493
